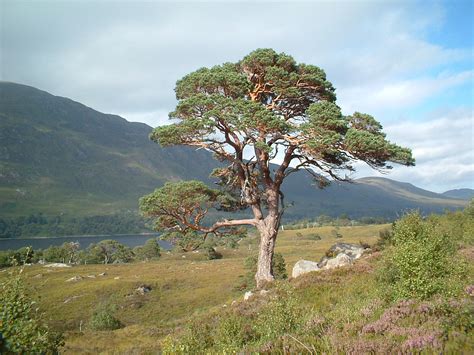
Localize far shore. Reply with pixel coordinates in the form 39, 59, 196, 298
0, 232, 160, 241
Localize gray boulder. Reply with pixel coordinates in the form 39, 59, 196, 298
323, 252, 353, 269
292, 260, 321, 278
292, 243, 369, 278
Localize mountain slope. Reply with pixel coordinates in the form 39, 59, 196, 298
0, 82, 216, 216
442, 189, 474, 200
0, 82, 467, 219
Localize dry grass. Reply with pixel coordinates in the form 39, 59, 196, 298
2, 224, 389, 353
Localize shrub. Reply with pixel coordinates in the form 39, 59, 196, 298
307, 233, 322, 241
254, 285, 302, 341
89, 303, 122, 331
378, 212, 466, 300
134, 238, 161, 261
205, 247, 222, 260
214, 314, 254, 352
86, 240, 133, 264
238, 253, 287, 290
0, 260, 63, 352
374, 228, 394, 250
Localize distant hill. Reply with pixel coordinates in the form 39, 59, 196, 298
442, 189, 474, 200
0, 82, 467, 220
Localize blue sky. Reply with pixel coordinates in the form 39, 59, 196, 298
1, 0, 473, 192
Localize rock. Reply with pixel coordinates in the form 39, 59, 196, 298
44, 263, 71, 268
65, 276, 82, 282
292, 260, 321, 278
327, 243, 366, 259
292, 243, 369, 278
324, 253, 353, 270
86, 275, 96, 278
98, 272, 107, 276
114, 276, 120, 280
135, 285, 152, 295
244, 291, 253, 301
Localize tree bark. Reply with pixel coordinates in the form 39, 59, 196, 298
255, 215, 279, 289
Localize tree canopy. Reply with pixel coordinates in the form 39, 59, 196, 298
141, 48, 414, 287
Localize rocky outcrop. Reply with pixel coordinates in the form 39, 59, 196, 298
292, 243, 369, 278
292, 260, 321, 278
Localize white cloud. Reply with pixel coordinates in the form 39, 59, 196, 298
339, 70, 473, 114
356, 107, 474, 192
1, 0, 472, 192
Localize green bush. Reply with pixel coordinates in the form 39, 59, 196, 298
0, 263, 63, 353
378, 212, 466, 300
134, 238, 161, 261
254, 286, 302, 341
239, 252, 288, 290
374, 228, 394, 250
307, 233, 322, 241
205, 247, 222, 260
89, 303, 122, 331
214, 314, 254, 352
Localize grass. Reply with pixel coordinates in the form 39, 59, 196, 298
4, 222, 472, 353
0, 224, 386, 353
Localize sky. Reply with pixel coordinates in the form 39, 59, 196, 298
1, 0, 473, 193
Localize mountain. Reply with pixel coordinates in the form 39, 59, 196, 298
0, 82, 467, 220
0, 82, 215, 216
442, 189, 474, 200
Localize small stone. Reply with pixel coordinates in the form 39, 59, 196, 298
135, 285, 152, 295
114, 276, 120, 280
65, 276, 82, 282
86, 275, 96, 278
98, 272, 107, 276
259, 289, 270, 296
33, 273, 43, 278
64, 295, 83, 303
244, 291, 253, 301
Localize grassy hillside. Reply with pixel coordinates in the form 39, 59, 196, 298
2, 209, 472, 353
443, 188, 474, 200
4, 224, 386, 353
0, 82, 215, 216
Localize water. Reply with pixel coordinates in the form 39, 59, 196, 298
0, 234, 172, 251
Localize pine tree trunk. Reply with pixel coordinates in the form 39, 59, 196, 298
255, 218, 278, 289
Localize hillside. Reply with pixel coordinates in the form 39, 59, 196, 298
0, 82, 215, 216
443, 188, 474, 200
0, 82, 467, 221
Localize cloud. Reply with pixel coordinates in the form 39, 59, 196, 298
1, 0, 472, 192
339, 70, 473, 114
356, 107, 474, 192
